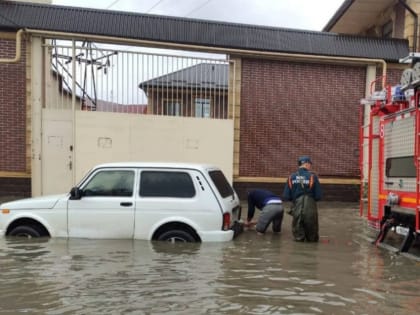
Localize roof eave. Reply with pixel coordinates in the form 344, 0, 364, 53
323, 0, 355, 32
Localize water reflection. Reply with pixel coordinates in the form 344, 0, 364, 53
0, 203, 419, 314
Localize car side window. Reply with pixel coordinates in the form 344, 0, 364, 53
83, 170, 134, 197
140, 171, 195, 198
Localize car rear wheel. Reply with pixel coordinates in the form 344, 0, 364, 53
9, 225, 42, 238
157, 229, 196, 243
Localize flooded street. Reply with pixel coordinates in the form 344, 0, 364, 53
1, 202, 420, 315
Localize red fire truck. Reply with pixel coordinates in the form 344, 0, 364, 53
360, 57, 420, 252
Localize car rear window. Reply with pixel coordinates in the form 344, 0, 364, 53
140, 171, 195, 198
208, 170, 234, 198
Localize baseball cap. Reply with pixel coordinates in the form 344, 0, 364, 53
298, 156, 312, 166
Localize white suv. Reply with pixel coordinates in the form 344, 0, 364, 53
0, 162, 243, 242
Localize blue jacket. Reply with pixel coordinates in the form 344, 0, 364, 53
282, 167, 322, 202
247, 189, 282, 221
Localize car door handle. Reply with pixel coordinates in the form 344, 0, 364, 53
120, 202, 133, 207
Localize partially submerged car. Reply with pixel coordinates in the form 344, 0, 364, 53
0, 162, 243, 242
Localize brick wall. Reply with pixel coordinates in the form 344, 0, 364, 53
0, 178, 30, 199
234, 182, 360, 202
240, 58, 367, 179
0, 36, 29, 198
383, 67, 404, 86
0, 37, 27, 173
236, 59, 404, 201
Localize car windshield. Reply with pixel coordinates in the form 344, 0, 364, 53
208, 170, 234, 198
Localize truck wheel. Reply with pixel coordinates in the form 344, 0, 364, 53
157, 230, 196, 243
9, 225, 42, 238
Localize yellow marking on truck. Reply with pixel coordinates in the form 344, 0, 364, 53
378, 194, 416, 204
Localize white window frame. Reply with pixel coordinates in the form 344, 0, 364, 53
163, 99, 182, 116
195, 98, 211, 118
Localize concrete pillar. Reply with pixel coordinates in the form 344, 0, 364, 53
228, 57, 241, 180
30, 36, 43, 196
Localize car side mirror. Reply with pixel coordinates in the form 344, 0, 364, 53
70, 187, 82, 200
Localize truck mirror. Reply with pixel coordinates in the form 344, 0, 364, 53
70, 187, 82, 200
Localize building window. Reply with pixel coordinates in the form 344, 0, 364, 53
382, 20, 393, 38
163, 100, 181, 116
195, 98, 211, 118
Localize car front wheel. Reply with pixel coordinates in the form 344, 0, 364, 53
157, 230, 196, 243
9, 225, 42, 238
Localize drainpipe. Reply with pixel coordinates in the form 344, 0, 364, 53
399, 0, 418, 52
0, 29, 24, 63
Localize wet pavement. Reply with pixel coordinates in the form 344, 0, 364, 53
1, 202, 420, 314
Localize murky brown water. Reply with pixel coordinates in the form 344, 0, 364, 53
1, 202, 420, 315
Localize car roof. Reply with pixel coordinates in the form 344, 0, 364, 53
93, 161, 220, 171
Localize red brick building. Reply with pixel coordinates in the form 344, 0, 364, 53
0, 34, 29, 197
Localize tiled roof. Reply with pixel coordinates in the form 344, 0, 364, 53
0, 1, 409, 62
139, 63, 228, 90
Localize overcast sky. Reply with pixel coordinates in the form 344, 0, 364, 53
52, 0, 345, 31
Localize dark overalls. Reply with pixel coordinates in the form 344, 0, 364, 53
282, 167, 322, 242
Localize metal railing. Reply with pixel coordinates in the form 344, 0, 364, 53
45, 40, 231, 119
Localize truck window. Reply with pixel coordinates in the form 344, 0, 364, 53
208, 170, 234, 198
83, 170, 134, 196
140, 171, 195, 198
385, 156, 416, 178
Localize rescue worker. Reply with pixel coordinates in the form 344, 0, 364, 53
283, 156, 322, 242
245, 189, 284, 234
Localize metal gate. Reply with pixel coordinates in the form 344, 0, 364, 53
39, 39, 234, 195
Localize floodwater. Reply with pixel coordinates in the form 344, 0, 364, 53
1, 202, 420, 315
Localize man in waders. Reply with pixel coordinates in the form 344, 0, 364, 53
282, 156, 322, 242
244, 189, 284, 235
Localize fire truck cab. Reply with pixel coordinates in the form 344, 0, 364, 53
361, 54, 420, 252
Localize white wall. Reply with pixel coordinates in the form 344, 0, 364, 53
40, 109, 234, 194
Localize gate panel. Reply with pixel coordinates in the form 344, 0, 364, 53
39, 40, 234, 195
41, 109, 73, 194
74, 111, 234, 184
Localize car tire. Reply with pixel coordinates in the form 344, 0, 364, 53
157, 229, 196, 243
9, 225, 42, 238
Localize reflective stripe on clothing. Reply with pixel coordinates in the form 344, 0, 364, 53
266, 199, 282, 205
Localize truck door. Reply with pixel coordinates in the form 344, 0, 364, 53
67, 168, 136, 238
